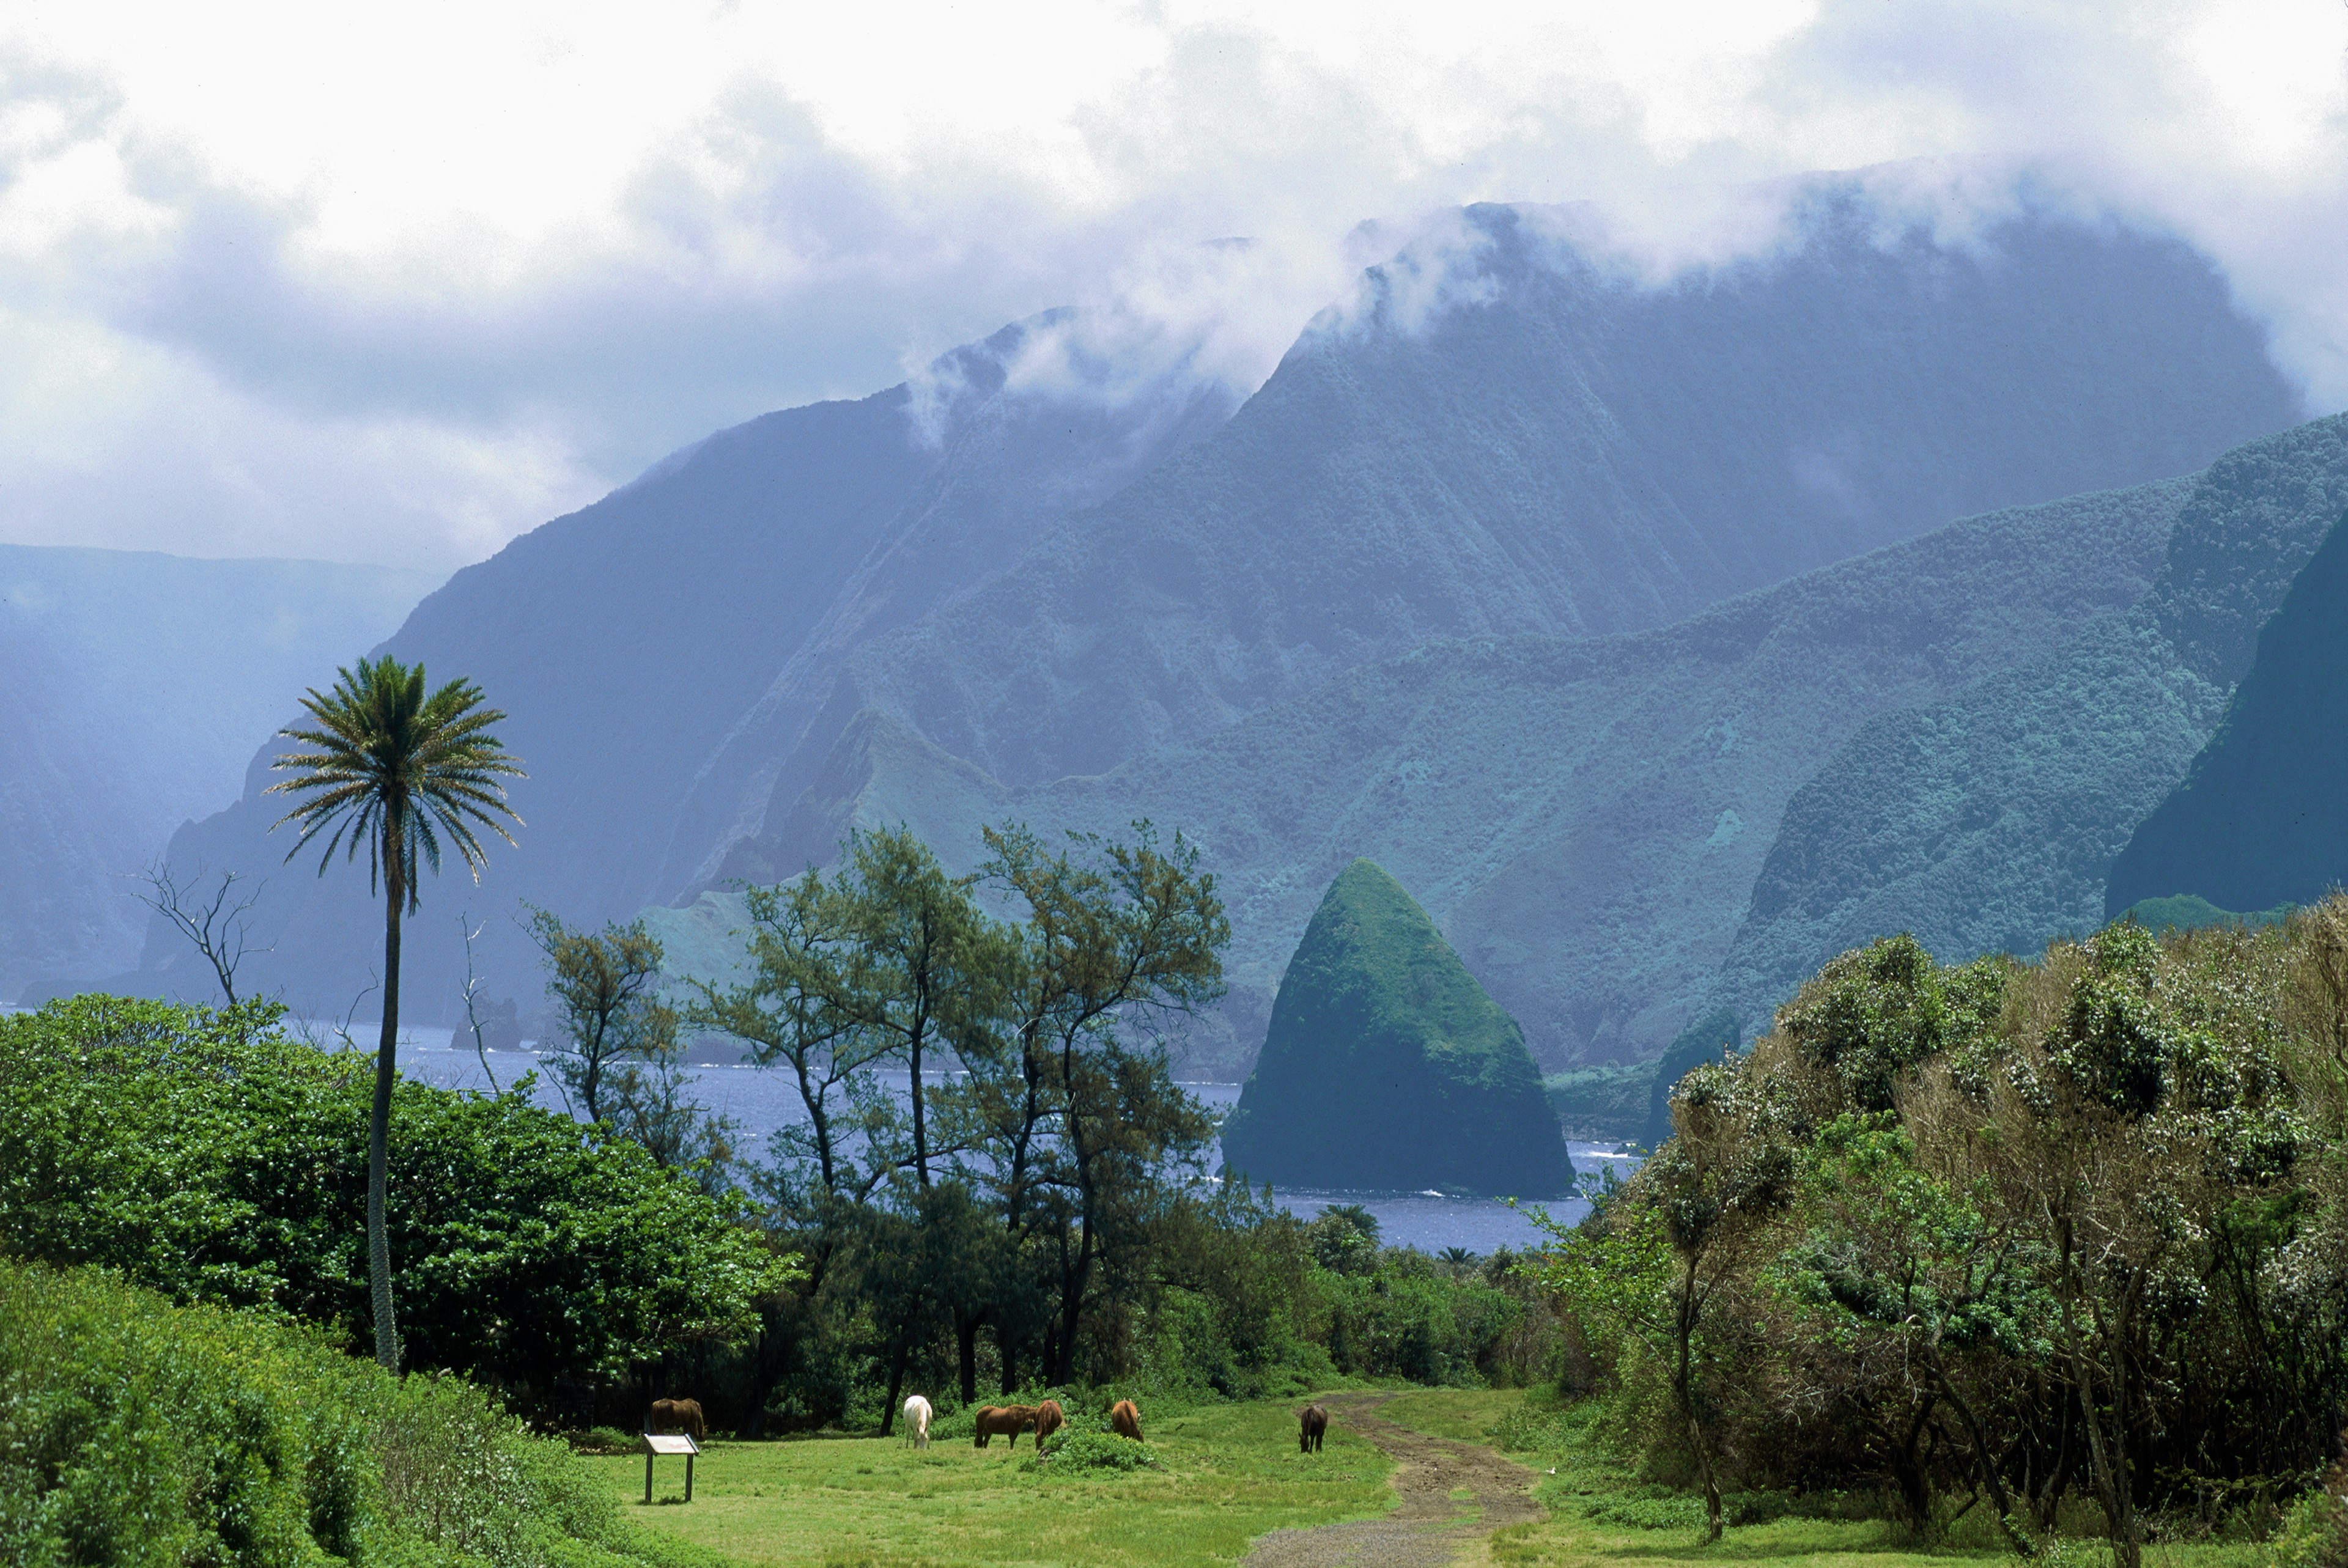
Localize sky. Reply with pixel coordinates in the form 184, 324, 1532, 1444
1, 1, 2344, 572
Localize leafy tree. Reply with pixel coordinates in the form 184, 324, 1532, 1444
0, 995, 794, 1394
268, 655, 523, 1369
824, 828, 1007, 1190
1773, 1114, 2048, 1548
528, 909, 666, 1127
1533, 1054, 1793, 1541
1531, 912, 2348, 1559
693, 872, 895, 1209
1775, 934, 2004, 1114
964, 821, 1228, 1386
685, 844, 1011, 1424
1308, 1207, 1382, 1275
605, 1011, 738, 1191
1988, 923, 2302, 1568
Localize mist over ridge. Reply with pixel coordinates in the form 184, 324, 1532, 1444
87, 182, 2305, 1081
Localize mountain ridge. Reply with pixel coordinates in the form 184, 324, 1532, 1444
109, 191, 2303, 1033
720, 196, 2299, 892
1718, 413, 2348, 1027
2105, 506, 2348, 913
1, 546, 435, 1004
701, 471, 2194, 1073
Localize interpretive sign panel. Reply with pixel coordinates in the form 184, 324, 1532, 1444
641, 1433, 700, 1502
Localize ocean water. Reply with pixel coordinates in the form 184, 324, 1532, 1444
339, 1029, 1639, 1256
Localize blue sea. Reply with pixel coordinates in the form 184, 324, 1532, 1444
346, 1028, 1639, 1256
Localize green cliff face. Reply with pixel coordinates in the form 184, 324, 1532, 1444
2107, 509, 2348, 913
1219, 859, 1575, 1198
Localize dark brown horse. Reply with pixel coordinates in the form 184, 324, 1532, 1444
1034, 1399, 1066, 1446
1299, 1404, 1327, 1453
973, 1404, 1040, 1448
649, 1397, 706, 1444
1108, 1399, 1143, 1443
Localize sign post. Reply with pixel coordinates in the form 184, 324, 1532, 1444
641, 1433, 700, 1503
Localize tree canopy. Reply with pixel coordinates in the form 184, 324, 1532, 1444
0, 995, 793, 1394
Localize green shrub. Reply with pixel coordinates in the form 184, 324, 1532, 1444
0, 1259, 718, 1568
1490, 1391, 1577, 1454
2268, 1465, 2348, 1568
1578, 1487, 1710, 1531
1030, 1429, 1157, 1473
0, 995, 794, 1394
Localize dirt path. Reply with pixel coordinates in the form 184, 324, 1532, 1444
1242, 1393, 1544, 1567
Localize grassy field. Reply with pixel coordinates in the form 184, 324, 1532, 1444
596, 1399, 1395, 1567
599, 1388, 2288, 1568
1375, 1389, 2273, 1568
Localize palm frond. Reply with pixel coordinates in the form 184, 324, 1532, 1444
267, 655, 526, 910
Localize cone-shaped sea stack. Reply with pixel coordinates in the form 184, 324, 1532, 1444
1219, 859, 1575, 1197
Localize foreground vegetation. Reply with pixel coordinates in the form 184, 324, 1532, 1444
1533, 900, 2348, 1566
0, 1260, 713, 1568
541, 823, 1565, 1432
1379, 1388, 2273, 1568
0, 994, 792, 1410
20, 793, 2348, 1567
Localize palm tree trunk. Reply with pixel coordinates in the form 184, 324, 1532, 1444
369, 820, 404, 1371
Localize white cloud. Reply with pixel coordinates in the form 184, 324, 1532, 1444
0, 1, 2342, 570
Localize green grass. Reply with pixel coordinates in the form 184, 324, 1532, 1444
1380, 1386, 1523, 1443
599, 1383, 2289, 1568
597, 1399, 1394, 1567
1372, 1389, 2273, 1568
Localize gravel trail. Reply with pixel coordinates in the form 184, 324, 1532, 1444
1242, 1393, 1544, 1567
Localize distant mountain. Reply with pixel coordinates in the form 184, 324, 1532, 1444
114, 314, 1235, 1015
2105, 506, 2348, 913
1219, 859, 1572, 1197
1719, 415, 2348, 1025
0, 548, 434, 1004
114, 188, 2300, 1035
741, 473, 2193, 1074
722, 194, 2302, 888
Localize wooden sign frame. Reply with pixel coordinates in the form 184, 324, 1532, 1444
641, 1432, 701, 1503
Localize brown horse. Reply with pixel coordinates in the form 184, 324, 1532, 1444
973, 1404, 1039, 1448
1034, 1399, 1066, 1446
1108, 1399, 1142, 1443
649, 1397, 707, 1444
1299, 1404, 1327, 1453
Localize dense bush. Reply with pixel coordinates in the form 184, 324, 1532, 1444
0, 1259, 717, 1568
1317, 1254, 1523, 1386
1031, 1429, 1157, 1473
0, 995, 794, 1398
1535, 900, 2348, 1563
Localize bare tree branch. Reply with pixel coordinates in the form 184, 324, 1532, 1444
457, 913, 502, 1095
128, 862, 270, 1006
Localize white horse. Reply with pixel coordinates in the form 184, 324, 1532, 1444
902, 1394, 933, 1449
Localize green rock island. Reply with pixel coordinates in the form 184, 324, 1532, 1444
1219, 859, 1576, 1198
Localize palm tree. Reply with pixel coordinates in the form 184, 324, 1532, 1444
1320, 1202, 1382, 1249
269, 655, 524, 1369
